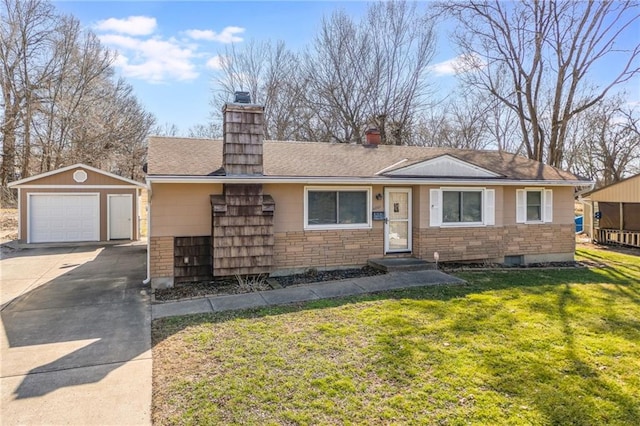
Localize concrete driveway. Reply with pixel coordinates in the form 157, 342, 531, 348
0, 243, 151, 425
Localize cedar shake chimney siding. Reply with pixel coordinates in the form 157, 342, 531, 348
212, 103, 274, 276
223, 104, 264, 175
211, 185, 275, 276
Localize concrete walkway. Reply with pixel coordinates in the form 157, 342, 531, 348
1, 243, 150, 426
153, 270, 465, 319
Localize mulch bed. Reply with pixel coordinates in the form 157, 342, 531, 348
439, 261, 584, 272
275, 265, 386, 287
153, 266, 386, 302
154, 277, 266, 302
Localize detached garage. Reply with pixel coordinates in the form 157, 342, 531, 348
8, 164, 146, 244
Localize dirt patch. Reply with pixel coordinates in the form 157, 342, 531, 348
577, 241, 640, 256
1, 209, 18, 242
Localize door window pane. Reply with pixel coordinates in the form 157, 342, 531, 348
389, 221, 409, 250
389, 192, 409, 220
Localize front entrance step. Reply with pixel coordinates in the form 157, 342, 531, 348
368, 257, 436, 272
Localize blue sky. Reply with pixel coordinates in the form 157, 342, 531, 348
53, 1, 385, 132
53, 1, 639, 134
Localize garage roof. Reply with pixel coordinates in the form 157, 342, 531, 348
8, 163, 146, 188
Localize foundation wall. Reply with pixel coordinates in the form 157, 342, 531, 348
414, 224, 575, 263
150, 236, 174, 288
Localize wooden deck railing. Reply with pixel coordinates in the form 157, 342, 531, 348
596, 228, 640, 248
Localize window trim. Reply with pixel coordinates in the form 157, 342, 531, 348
304, 186, 372, 230
441, 188, 484, 226
430, 187, 495, 228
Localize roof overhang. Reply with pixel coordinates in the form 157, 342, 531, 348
146, 175, 593, 187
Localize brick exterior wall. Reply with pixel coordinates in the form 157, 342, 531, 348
151, 225, 575, 280
414, 224, 575, 262
503, 224, 575, 256
150, 236, 174, 277
273, 229, 383, 270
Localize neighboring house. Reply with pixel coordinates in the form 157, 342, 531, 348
8, 164, 146, 244
581, 173, 640, 248
145, 101, 592, 289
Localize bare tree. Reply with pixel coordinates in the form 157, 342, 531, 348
187, 122, 221, 139
212, 39, 307, 140
441, 0, 640, 167
0, 0, 57, 185
414, 88, 521, 151
152, 122, 180, 137
33, 15, 114, 172
210, 1, 436, 145
366, 1, 437, 145
303, 10, 372, 143
566, 96, 640, 186
1, 0, 155, 193
304, 0, 436, 144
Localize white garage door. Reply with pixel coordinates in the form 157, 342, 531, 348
29, 194, 100, 243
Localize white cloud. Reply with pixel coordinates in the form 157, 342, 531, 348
99, 34, 198, 83
184, 26, 245, 43
94, 16, 157, 36
430, 54, 485, 76
206, 56, 224, 71
95, 18, 244, 83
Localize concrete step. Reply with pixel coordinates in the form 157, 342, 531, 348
368, 257, 436, 272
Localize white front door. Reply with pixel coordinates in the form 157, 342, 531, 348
108, 194, 133, 240
384, 188, 412, 253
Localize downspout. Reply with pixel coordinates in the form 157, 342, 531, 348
142, 180, 151, 285
590, 200, 595, 241
576, 182, 596, 239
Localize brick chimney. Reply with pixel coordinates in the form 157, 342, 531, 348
222, 102, 264, 175
364, 128, 381, 148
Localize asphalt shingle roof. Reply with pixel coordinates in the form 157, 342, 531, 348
147, 137, 582, 182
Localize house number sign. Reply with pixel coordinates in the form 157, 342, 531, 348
372, 211, 385, 221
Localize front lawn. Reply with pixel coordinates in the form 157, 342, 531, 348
152, 247, 640, 425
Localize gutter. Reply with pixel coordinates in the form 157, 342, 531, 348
575, 182, 597, 200
146, 175, 594, 187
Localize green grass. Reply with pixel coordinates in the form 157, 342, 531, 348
152, 247, 640, 425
